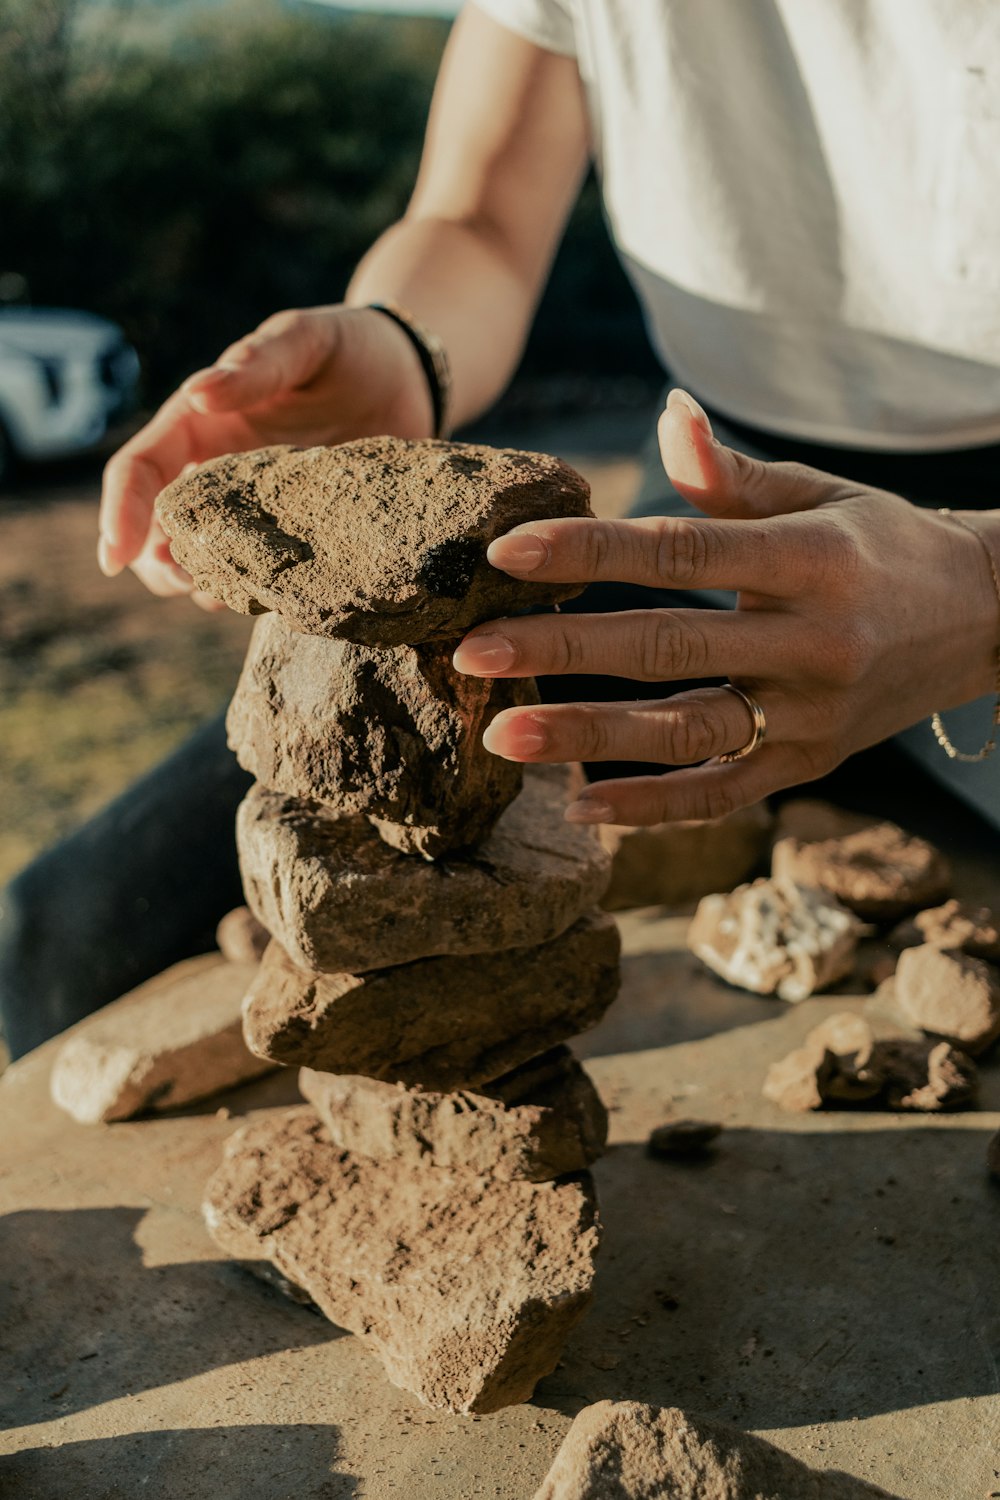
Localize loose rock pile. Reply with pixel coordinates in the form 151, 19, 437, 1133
158, 437, 622, 1414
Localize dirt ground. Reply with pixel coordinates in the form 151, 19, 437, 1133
0, 452, 640, 888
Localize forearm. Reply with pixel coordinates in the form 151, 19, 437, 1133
347, 210, 558, 432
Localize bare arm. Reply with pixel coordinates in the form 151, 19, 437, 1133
99, 4, 589, 593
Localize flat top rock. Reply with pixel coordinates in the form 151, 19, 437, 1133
772, 822, 951, 920
156, 438, 591, 645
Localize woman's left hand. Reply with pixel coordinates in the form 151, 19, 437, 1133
452, 390, 998, 826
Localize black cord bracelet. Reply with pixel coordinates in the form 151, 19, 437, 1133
367, 302, 451, 439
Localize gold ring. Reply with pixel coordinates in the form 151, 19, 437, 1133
718, 682, 767, 762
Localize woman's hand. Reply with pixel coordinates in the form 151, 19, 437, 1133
98, 304, 434, 606
454, 389, 999, 826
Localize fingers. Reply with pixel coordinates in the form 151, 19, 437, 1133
562, 744, 798, 828
99, 391, 202, 574
482, 685, 795, 767
454, 607, 814, 684
181, 308, 338, 414
657, 389, 852, 521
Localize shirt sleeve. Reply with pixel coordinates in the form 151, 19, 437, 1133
467, 0, 577, 57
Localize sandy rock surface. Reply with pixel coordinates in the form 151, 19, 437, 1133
894, 943, 1000, 1054
226, 613, 533, 857
243, 911, 620, 1089
531, 1399, 900, 1499
215, 905, 270, 964
299, 1046, 607, 1181
599, 802, 772, 912
763, 1011, 976, 1114
203, 1106, 600, 1414
890, 898, 1000, 961
156, 438, 591, 644
237, 765, 611, 973
50, 955, 272, 1124
688, 876, 864, 1002
771, 822, 951, 921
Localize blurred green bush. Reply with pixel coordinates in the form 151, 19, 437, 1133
0, 0, 657, 404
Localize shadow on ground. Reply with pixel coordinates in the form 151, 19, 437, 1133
538, 1125, 1000, 1432
0, 1426, 359, 1500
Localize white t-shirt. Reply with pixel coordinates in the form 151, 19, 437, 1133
472, 0, 1000, 451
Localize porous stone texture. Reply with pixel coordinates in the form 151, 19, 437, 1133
893, 943, 1000, 1055
890, 899, 1000, 961
237, 765, 611, 973
243, 911, 620, 1089
155, 438, 591, 645
298, 1046, 607, 1181
647, 1119, 723, 1159
50, 956, 272, 1124
598, 802, 772, 912
771, 822, 951, 921
226, 613, 535, 857
202, 1106, 601, 1414
688, 876, 864, 1002
215, 906, 270, 964
763, 1012, 976, 1114
531, 1400, 900, 1500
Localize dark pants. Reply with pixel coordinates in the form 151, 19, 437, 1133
3, 402, 999, 1057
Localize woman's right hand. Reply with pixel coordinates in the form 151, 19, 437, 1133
98, 303, 434, 605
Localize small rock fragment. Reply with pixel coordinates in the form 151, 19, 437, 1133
764, 1011, 976, 1114
877, 1038, 977, 1112
203, 1107, 601, 1414
237, 765, 611, 973
599, 802, 772, 911
688, 876, 864, 1001
299, 1046, 607, 1181
216, 905, 270, 964
50, 955, 273, 1124
156, 438, 591, 645
894, 943, 1000, 1054
531, 1399, 900, 1499
771, 822, 951, 921
987, 1130, 1000, 1180
763, 1012, 884, 1113
890, 898, 1000, 961
226, 615, 535, 858
243, 912, 620, 1089
647, 1119, 723, 1158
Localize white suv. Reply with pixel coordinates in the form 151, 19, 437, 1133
0, 307, 140, 486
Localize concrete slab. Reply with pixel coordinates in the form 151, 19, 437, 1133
3, 809, 1000, 1499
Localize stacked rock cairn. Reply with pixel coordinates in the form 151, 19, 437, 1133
155, 436, 622, 1415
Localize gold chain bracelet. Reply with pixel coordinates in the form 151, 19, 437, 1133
929, 508, 1000, 763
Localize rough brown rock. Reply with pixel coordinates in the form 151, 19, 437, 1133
299, 1046, 607, 1181
771, 822, 951, 921
202, 1106, 601, 1414
531, 1399, 900, 1499
243, 911, 620, 1089
889, 898, 1000, 961
599, 802, 772, 912
688, 876, 864, 1002
763, 1013, 884, 1113
156, 438, 591, 645
893, 943, 1000, 1054
647, 1119, 723, 1159
772, 798, 876, 845
763, 1011, 976, 1114
226, 613, 535, 857
215, 906, 270, 964
50, 956, 273, 1124
237, 765, 611, 973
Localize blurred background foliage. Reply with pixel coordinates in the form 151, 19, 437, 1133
0, 0, 658, 404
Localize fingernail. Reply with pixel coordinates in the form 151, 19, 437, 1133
668, 387, 713, 436
97, 537, 123, 577
486, 534, 548, 575
452, 634, 515, 674
564, 797, 613, 824
482, 716, 547, 758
